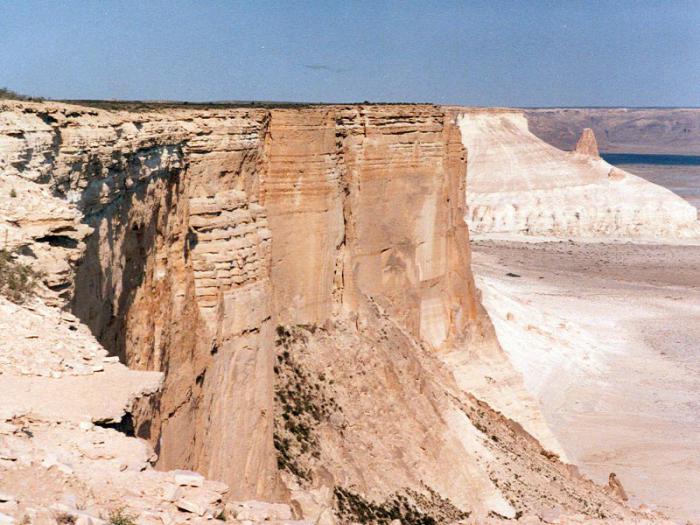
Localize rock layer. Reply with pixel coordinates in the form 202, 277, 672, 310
262, 106, 479, 349
574, 128, 599, 158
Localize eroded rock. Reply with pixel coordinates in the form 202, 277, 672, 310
574, 128, 600, 158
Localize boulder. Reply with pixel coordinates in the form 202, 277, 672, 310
172, 470, 205, 488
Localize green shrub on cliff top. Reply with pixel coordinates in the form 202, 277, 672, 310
108, 508, 137, 525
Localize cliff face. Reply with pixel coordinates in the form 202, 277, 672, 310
0, 102, 280, 499
0, 101, 486, 499
262, 107, 478, 349
0, 101, 638, 521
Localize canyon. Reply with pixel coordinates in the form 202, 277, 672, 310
0, 99, 692, 525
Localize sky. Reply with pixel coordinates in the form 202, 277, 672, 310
1, 1, 699, 107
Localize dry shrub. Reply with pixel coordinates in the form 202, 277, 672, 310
0, 249, 42, 303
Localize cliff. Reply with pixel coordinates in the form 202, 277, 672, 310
262, 106, 478, 348
457, 110, 700, 239
0, 100, 646, 523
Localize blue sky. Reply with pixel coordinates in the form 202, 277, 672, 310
1, 1, 699, 106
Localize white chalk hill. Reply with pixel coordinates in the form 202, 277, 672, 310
457, 111, 700, 240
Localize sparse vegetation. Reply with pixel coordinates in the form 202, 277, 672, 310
0, 87, 41, 101
0, 87, 25, 100
273, 324, 341, 482
334, 486, 468, 525
0, 249, 42, 303
108, 507, 137, 525
10, 188, 17, 198
54, 512, 76, 525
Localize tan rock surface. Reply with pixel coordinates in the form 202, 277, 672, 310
574, 128, 600, 158
261, 106, 479, 350
0, 100, 672, 523
0, 292, 311, 524
0, 100, 281, 500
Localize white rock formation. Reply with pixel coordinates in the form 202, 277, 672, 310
457, 110, 700, 240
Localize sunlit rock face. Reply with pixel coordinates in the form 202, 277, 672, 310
262, 106, 480, 350
0, 100, 643, 522
1, 101, 486, 503
574, 128, 600, 158
0, 100, 281, 500
457, 110, 700, 239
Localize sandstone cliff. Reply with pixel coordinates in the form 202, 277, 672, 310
261, 106, 478, 349
457, 110, 700, 239
0, 100, 650, 523
0, 101, 280, 500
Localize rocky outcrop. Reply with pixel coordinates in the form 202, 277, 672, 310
457, 110, 700, 239
0, 308, 302, 525
0, 100, 658, 522
574, 128, 599, 158
0, 172, 90, 303
0, 101, 280, 501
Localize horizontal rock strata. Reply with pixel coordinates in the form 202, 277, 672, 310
0, 100, 659, 522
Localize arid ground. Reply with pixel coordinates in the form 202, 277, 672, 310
472, 240, 700, 523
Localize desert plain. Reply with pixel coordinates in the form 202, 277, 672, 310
472, 240, 700, 522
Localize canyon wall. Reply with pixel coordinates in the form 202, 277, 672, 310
262, 106, 479, 349
0, 101, 488, 500
0, 102, 281, 500
0, 100, 639, 521
457, 110, 700, 239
